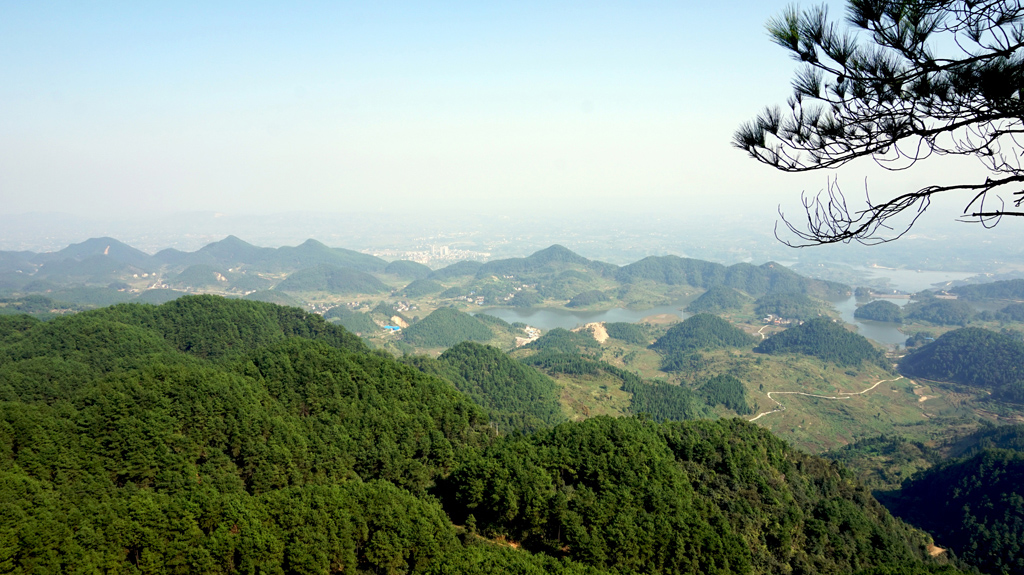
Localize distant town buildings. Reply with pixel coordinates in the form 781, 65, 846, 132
364, 245, 491, 266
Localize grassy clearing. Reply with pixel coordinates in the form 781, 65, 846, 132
554, 373, 634, 421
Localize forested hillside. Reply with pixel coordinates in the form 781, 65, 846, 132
886, 446, 1024, 575
566, 289, 609, 307
155, 236, 387, 273
273, 265, 389, 294
1, 238, 862, 315
385, 259, 432, 279
650, 313, 755, 354
615, 256, 848, 297
0, 298, 490, 573
525, 327, 603, 355
400, 278, 444, 297
754, 292, 827, 321
604, 321, 651, 345
441, 417, 942, 575
401, 307, 493, 347
899, 328, 1024, 402
0, 296, 968, 574
0, 295, 80, 320
408, 341, 565, 433
952, 279, 1024, 301
685, 285, 750, 313
755, 318, 886, 368
903, 298, 974, 326
855, 300, 903, 323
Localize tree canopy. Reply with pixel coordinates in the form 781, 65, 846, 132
756, 318, 886, 367
425, 341, 565, 433
887, 447, 1024, 575
401, 307, 493, 348
735, 1, 1024, 244
898, 327, 1024, 401
855, 300, 904, 323
650, 314, 756, 355
0, 296, 970, 574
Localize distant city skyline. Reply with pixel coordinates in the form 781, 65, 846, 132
1, 0, 992, 233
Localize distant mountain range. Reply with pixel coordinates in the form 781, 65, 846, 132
0, 236, 852, 308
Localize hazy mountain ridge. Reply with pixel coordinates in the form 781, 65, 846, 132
0, 237, 853, 311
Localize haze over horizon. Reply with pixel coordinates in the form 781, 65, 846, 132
1, 0, 995, 237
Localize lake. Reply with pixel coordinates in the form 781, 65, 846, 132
480, 298, 911, 347
848, 265, 978, 292
477, 301, 691, 331
830, 295, 908, 347
478, 267, 985, 348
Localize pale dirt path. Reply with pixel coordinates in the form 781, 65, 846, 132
573, 322, 609, 343
748, 376, 905, 422
757, 325, 770, 339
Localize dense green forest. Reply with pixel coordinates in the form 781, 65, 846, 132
755, 318, 885, 368
441, 416, 942, 575
324, 306, 381, 335
824, 435, 943, 491
0, 295, 79, 320
650, 314, 755, 355
685, 285, 750, 314
401, 307, 493, 348
407, 342, 565, 433
604, 322, 651, 345
951, 279, 1024, 301
700, 374, 752, 415
566, 289, 609, 308
0, 298, 493, 573
902, 299, 974, 326
854, 300, 903, 323
472, 313, 513, 330
509, 291, 544, 307
754, 293, 826, 321
823, 426, 1024, 575
0, 296, 972, 574
384, 259, 432, 279
998, 303, 1024, 322
956, 423, 1024, 455
273, 265, 389, 295
400, 278, 444, 298
898, 328, 1024, 402
525, 327, 602, 356
886, 446, 1024, 575
614, 257, 848, 297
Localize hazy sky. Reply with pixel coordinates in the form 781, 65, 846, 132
0, 1, 987, 222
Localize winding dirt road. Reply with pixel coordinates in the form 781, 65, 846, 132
749, 376, 905, 422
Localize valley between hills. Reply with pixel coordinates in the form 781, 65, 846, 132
3, 235, 1021, 455
3, 235, 1024, 574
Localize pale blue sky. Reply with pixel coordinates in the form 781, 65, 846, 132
0, 0, 968, 221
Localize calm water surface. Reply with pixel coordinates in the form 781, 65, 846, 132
478, 267, 986, 348
848, 266, 977, 292
830, 296, 908, 347
477, 302, 690, 331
